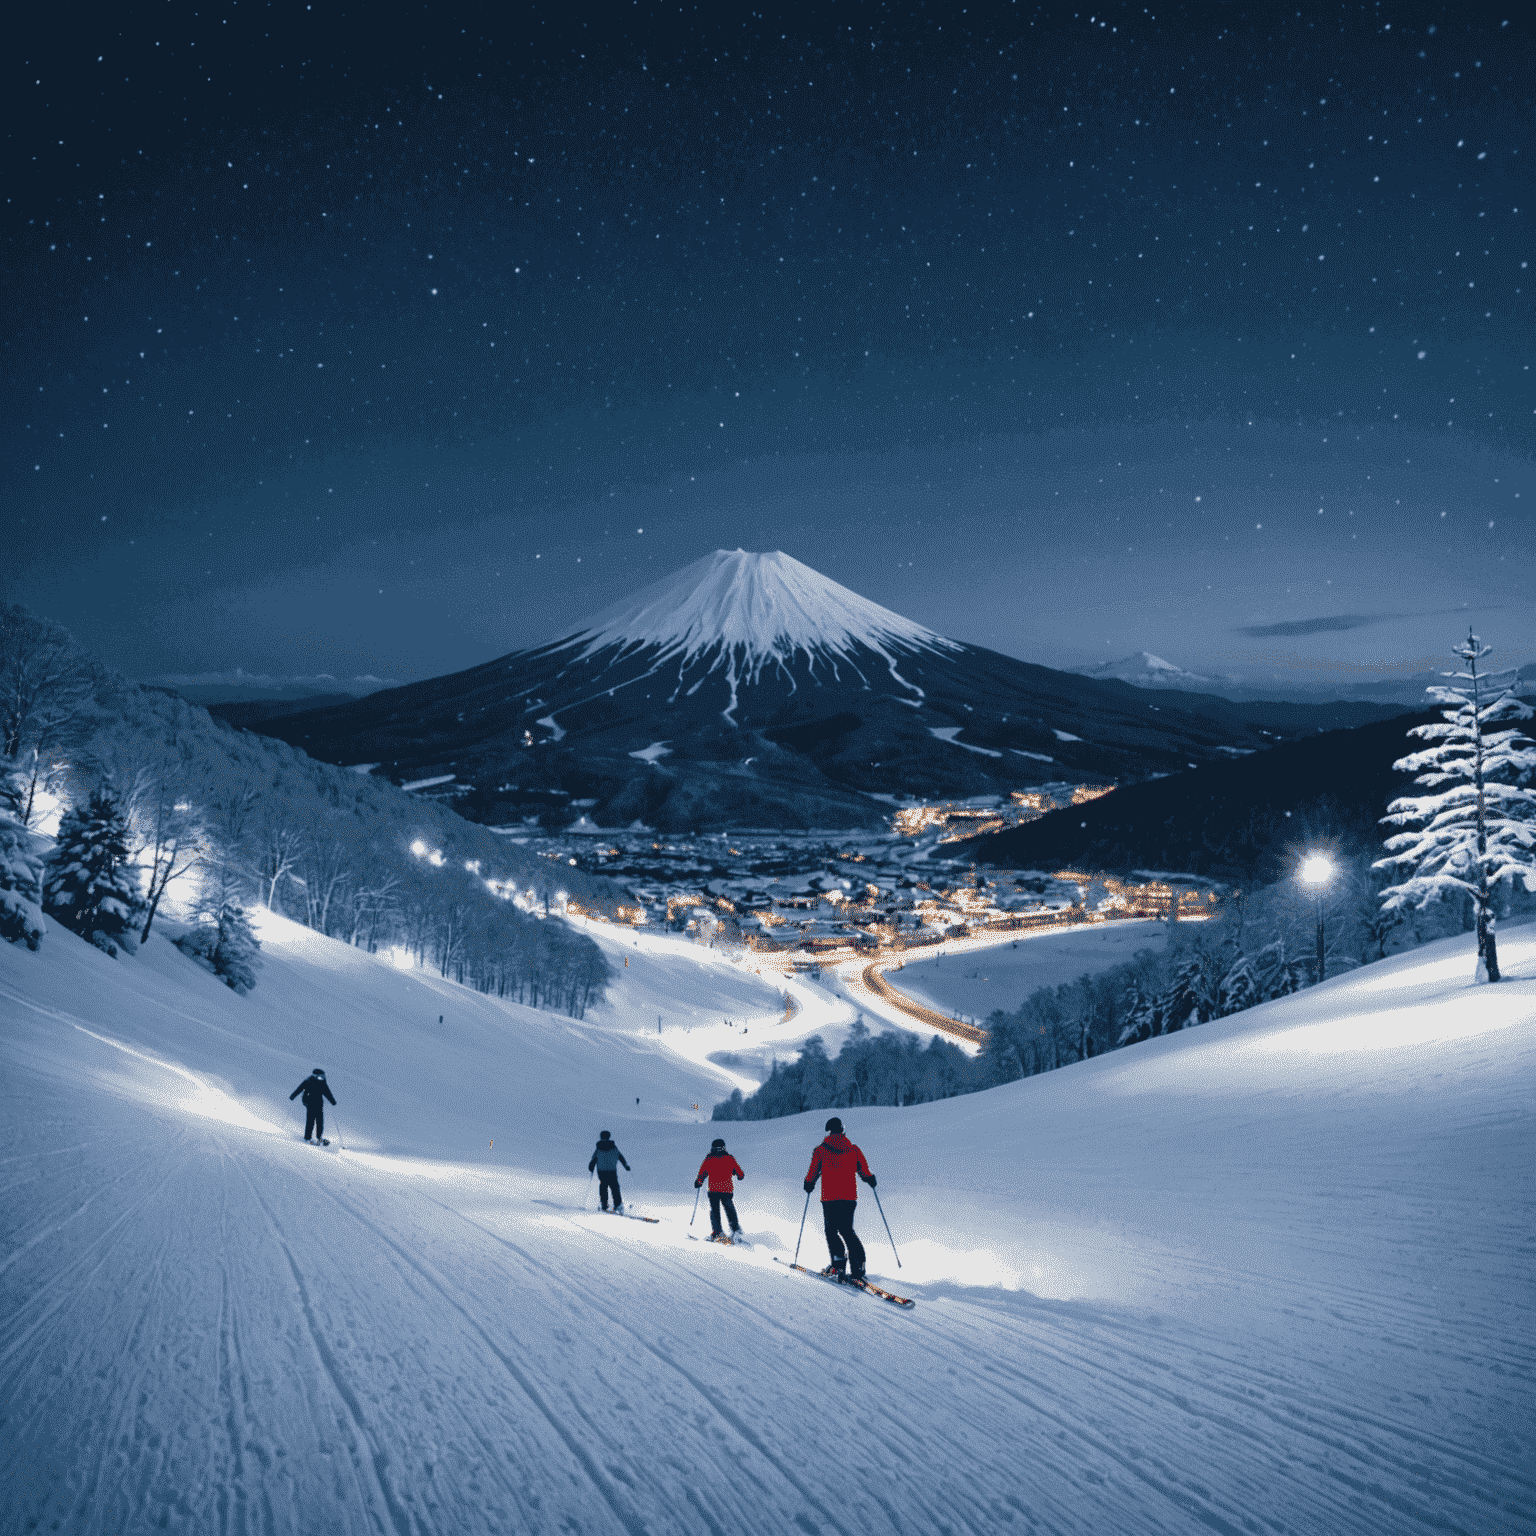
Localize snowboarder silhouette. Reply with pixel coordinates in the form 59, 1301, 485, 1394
694, 1138, 746, 1239
290, 1068, 336, 1144
588, 1130, 631, 1212
804, 1116, 876, 1281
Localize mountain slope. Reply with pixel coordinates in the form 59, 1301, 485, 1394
950, 711, 1436, 882
223, 551, 1404, 831
2, 900, 1531, 1534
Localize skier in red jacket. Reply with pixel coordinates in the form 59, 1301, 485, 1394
695, 1137, 746, 1240
803, 1117, 875, 1281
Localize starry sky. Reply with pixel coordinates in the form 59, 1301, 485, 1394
6, 1, 1533, 698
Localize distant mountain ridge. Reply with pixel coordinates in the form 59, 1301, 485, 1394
216, 551, 1407, 831
1075, 652, 1224, 690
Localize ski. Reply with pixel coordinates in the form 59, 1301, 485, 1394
688, 1232, 745, 1247
773, 1258, 915, 1308
600, 1209, 661, 1224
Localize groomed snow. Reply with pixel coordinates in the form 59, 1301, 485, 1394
2, 913, 1532, 1534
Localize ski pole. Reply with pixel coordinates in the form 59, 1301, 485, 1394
793, 1188, 810, 1266
690, 1184, 702, 1228
582, 1168, 594, 1212
331, 1113, 344, 1151
872, 1187, 901, 1270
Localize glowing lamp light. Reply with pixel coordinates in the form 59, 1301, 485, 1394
1298, 851, 1335, 983
1298, 853, 1335, 888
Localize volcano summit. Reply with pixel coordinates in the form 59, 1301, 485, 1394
224, 551, 1398, 830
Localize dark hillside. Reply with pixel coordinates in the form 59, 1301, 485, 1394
949, 712, 1436, 884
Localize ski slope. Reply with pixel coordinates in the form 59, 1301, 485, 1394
2, 910, 1533, 1535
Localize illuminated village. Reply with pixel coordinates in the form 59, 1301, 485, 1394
488, 785, 1221, 961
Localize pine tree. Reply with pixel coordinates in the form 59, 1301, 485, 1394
1117, 979, 1157, 1045
1158, 960, 1199, 1034
175, 904, 262, 994
1253, 938, 1302, 1000
1218, 951, 1259, 1015
1376, 631, 1536, 983
43, 789, 146, 957
0, 757, 45, 949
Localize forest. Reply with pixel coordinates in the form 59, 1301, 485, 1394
0, 606, 611, 1016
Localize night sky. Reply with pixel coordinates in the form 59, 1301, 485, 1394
6, 2, 1533, 696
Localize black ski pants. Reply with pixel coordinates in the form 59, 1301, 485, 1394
597, 1170, 623, 1209
304, 1105, 325, 1141
707, 1190, 740, 1234
821, 1199, 865, 1272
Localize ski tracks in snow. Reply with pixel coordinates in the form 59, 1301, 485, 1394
4, 1007, 1532, 1535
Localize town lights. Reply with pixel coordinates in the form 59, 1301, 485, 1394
1298, 852, 1335, 982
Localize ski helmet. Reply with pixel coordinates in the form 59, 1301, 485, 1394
710, 1138, 726, 1150
825, 1116, 843, 1134
313, 1068, 326, 1079
599, 1129, 611, 1140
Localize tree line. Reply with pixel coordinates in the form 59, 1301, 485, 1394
0, 605, 610, 1017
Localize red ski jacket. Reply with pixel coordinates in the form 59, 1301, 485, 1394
804, 1135, 872, 1203
697, 1152, 745, 1192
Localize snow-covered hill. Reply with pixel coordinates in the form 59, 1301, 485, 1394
3, 912, 1532, 1533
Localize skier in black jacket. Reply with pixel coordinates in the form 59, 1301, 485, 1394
588, 1130, 631, 1211
290, 1068, 336, 1144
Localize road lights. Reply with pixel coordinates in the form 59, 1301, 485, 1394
1298, 852, 1336, 982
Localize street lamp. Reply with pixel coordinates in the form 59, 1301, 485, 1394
1298, 852, 1335, 982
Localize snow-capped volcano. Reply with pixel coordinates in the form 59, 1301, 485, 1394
241, 553, 1404, 831
572, 550, 958, 680
565, 550, 958, 723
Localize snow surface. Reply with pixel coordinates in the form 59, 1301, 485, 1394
892, 919, 1170, 1021
398, 773, 456, 792
558, 551, 959, 721
2, 913, 1533, 1534
928, 725, 1003, 757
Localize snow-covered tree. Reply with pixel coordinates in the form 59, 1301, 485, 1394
1217, 951, 1259, 1015
1252, 938, 1303, 1001
96, 742, 209, 944
1376, 631, 1536, 983
43, 789, 145, 957
0, 605, 98, 829
174, 904, 262, 994
1116, 979, 1159, 1045
0, 756, 45, 949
